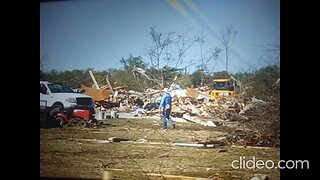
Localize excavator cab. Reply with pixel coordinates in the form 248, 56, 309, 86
210, 79, 239, 100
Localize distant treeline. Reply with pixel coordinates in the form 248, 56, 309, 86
40, 64, 279, 102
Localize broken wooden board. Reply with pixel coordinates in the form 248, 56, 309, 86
146, 173, 209, 180
80, 84, 112, 101
186, 88, 210, 100
173, 142, 219, 148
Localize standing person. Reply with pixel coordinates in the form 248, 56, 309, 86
159, 88, 176, 130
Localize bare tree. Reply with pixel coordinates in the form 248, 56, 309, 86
147, 27, 199, 87
148, 26, 174, 69
220, 25, 238, 73
195, 32, 221, 86
195, 32, 206, 72
173, 31, 196, 69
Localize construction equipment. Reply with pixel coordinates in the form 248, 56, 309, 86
210, 79, 240, 100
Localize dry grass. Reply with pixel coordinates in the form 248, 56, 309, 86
40, 118, 280, 180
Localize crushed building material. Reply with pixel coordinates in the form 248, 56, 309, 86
173, 142, 219, 148
80, 84, 112, 102
74, 74, 279, 147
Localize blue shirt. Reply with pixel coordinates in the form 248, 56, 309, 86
159, 92, 172, 110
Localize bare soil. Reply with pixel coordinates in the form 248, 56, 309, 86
40, 118, 280, 180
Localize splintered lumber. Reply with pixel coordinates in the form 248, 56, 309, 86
89, 70, 100, 89
146, 173, 208, 180
182, 114, 202, 124
103, 171, 207, 180
186, 88, 198, 99
80, 84, 112, 101
106, 74, 113, 93
113, 86, 126, 90
173, 142, 219, 148
132, 66, 160, 83
187, 100, 201, 115
226, 111, 249, 120
168, 75, 178, 90
186, 88, 210, 100
156, 152, 169, 158
171, 104, 184, 113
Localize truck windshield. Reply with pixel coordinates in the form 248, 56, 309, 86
47, 83, 75, 93
213, 81, 233, 90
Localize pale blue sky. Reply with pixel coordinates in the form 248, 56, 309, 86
40, 0, 279, 73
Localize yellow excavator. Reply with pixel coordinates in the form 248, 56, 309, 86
210, 79, 240, 100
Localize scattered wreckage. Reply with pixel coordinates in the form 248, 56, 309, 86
40, 69, 279, 147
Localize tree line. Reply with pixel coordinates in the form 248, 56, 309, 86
40, 58, 279, 103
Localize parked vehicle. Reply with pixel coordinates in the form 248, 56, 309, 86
40, 81, 96, 127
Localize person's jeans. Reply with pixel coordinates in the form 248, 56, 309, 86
163, 109, 174, 129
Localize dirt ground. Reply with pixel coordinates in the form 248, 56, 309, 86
40, 118, 280, 180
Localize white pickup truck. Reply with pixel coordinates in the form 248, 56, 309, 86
40, 81, 95, 118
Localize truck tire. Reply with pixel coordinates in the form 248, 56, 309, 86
50, 103, 63, 117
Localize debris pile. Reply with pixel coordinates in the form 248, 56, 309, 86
77, 71, 279, 147
225, 99, 280, 147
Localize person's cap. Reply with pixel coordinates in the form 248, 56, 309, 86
162, 88, 169, 93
